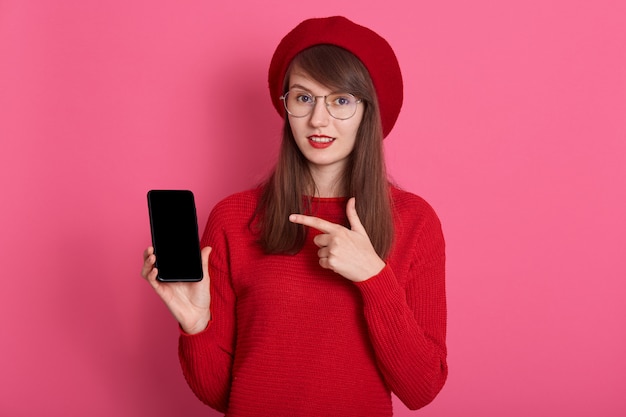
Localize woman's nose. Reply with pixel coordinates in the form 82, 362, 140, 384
309, 99, 330, 127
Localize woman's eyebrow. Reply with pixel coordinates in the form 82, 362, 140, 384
288, 83, 311, 92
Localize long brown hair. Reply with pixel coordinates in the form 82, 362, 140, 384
255, 45, 394, 258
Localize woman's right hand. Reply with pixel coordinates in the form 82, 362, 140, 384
141, 246, 212, 334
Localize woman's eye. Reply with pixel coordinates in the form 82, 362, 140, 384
333, 96, 351, 106
296, 94, 313, 104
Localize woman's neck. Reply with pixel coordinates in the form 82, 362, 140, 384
308, 165, 345, 198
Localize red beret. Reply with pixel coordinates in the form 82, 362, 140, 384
268, 16, 403, 139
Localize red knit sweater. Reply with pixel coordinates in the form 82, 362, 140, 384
178, 186, 447, 416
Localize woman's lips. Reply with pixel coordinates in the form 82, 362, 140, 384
308, 135, 335, 149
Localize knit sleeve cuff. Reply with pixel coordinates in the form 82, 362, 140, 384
354, 264, 403, 305
178, 320, 213, 349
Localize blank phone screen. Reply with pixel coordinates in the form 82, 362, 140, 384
147, 190, 203, 281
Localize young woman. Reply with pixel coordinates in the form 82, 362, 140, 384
142, 16, 447, 417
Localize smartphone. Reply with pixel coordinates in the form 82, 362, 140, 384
147, 190, 203, 282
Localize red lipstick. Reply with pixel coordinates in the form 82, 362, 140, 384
308, 135, 335, 149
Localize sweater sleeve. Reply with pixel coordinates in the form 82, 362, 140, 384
177, 206, 237, 413
354, 199, 447, 410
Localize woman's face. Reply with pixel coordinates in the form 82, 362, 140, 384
286, 68, 364, 178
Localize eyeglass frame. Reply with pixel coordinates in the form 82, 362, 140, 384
279, 90, 364, 120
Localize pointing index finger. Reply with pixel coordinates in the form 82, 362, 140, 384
289, 213, 338, 234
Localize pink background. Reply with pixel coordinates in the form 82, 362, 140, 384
1, 1, 625, 416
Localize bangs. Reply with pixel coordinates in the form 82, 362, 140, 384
284, 45, 374, 101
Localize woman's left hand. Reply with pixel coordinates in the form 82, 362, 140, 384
289, 197, 386, 282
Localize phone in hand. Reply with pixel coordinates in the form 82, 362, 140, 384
147, 190, 203, 282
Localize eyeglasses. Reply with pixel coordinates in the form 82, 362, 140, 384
280, 90, 363, 120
